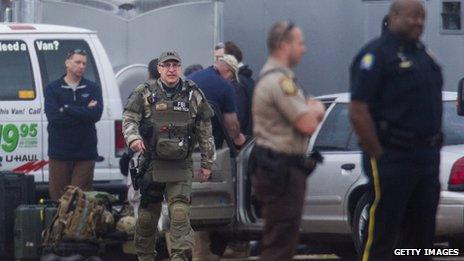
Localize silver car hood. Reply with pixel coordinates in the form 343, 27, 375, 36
441, 144, 464, 155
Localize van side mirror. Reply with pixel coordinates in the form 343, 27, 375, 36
458, 78, 464, 116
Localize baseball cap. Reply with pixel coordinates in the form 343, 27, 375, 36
158, 51, 181, 63
218, 54, 239, 81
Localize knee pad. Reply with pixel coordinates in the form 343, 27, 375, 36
170, 202, 188, 224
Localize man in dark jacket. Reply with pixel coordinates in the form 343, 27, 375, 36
225, 41, 255, 136
45, 49, 103, 200
188, 54, 245, 149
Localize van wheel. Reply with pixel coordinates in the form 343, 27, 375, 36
352, 193, 370, 255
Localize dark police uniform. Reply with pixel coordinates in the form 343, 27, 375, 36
350, 30, 443, 260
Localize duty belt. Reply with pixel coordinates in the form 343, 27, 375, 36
377, 121, 443, 149
253, 145, 323, 175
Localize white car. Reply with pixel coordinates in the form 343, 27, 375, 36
300, 92, 464, 254
162, 92, 464, 258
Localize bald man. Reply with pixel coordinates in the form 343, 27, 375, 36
350, 1, 443, 260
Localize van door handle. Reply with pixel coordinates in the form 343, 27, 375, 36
341, 163, 355, 171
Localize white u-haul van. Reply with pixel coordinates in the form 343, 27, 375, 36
0, 23, 125, 198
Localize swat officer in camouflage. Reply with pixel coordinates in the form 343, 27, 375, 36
123, 51, 215, 261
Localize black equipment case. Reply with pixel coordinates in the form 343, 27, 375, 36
14, 204, 45, 259
0, 172, 36, 260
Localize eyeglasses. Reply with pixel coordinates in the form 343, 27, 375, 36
158, 62, 181, 69
66, 49, 87, 59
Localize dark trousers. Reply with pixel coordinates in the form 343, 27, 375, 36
361, 148, 440, 261
252, 166, 307, 261
48, 158, 95, 200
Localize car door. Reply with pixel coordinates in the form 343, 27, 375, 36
301, 102, 363, 234
0, 38, 44, 182
190, 102, 236, 226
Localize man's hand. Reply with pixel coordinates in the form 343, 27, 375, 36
199, 168, 212, 183
349, 101, 383, 159
233, 133, 246, 148
130, 139, 146, 153
88, 100, 98, 108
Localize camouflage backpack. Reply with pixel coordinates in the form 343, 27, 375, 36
43, 186, 107, 245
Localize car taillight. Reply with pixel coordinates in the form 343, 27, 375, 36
115, 120, 125, 157
448, 156, 464, 191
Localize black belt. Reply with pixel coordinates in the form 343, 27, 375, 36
381, 132, 443, 149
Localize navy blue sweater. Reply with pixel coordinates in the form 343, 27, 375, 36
44, 76, 103, 160
188, 66, 237, 148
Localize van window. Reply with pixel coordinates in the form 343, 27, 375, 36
0, 40, 35, 101
441, 1, 464, 34
35, 39, 101, 88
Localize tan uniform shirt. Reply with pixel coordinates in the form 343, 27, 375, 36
253, 58, 311, 155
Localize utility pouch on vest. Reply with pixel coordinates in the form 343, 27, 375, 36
155, 139, 189, 160
155, 122, 190, 160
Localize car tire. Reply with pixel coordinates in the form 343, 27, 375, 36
448, 237, 464, 251
352, 193, 370, 256
329, 242, 357, 259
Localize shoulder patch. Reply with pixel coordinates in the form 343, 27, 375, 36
360, 53, 375, 70
279, 77, 298, 96
133, 83, 149, 94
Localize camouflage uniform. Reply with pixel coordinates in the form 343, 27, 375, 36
123, 78, 215, 261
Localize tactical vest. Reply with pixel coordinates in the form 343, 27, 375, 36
143, 80, 196, 161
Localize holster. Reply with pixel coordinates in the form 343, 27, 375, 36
299, 151, 324, 175
251, 145, 324, 184
129, 163, 139, 190
140, 181, 165, 208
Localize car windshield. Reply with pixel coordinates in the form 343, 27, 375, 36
443, 101, 464, 146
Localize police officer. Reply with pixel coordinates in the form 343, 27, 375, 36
251, 21, 325, 261
123, 51, 215, 261
349, 1, 443, 260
